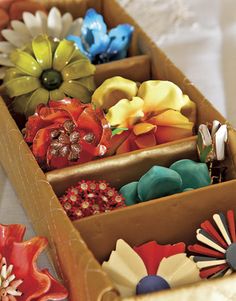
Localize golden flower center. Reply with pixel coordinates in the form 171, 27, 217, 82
0, 257, 23, 301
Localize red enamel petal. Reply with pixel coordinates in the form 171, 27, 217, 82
9, 1, 46, 20
188, 244, 225, 258
134, 131, 157, 149
49, 99, 84, 122
0, 224, 25, 252
9, 237, 51, 300
155, 126, 193, 144
106, 130, 131, 156
200, 264, 228, 279
76, 107, 102, 143
227, 210, 236, 243
201, 220, 228, 248
25, 115, 52, 143
116, 135, 133, 154
38, 269, 68, 301
32, 126, 57, 162
134, 241, 185, 275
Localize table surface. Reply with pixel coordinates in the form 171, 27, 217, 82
0, 0, 235, 294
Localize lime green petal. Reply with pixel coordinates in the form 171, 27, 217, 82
77, 76, 96, 92
25, 88, 49, 116
32, 35, 52, 70
70, 49, 87, 63
5, 76, 40, 97
53, 40, 76, 71
10, 49, 42, 77
4, 68, 24, 82
61, 81, 92, 103
62, 59, 95, 81
12, 94, 31, 115
49, 89, 66, 101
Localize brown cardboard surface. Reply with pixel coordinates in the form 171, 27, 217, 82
0, 0, 236, 300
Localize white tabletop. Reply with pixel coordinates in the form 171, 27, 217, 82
0, 0, 235, 293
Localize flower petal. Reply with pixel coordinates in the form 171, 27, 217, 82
0, 41, 15, 54
49, 89, 66, 101
38, 269, 68, 300
82, 8, 107, 35
22, 11, 43, 37
106, 96, 144, 128
9, 237, 51, 299
35, 11, 47, 34
0, 224, 25, 251
25, 88, 49, 117
150, 110, 194, 129
157, 253, 200, 288
92, 76, 138, 110
134, 241, 185, 275
62, 59, 95, 81
1, 29, 25, 48
32, 35, 52, 70
53, 39, 76, 71
4, 76, 40, 97
102, 239, 147, 297
60, 12, 73, 39
134, 132, 157, 149
77, 76, 96, 92
138, 80, 196, 115
149, 110, 194, 143
133, 122, 156, 135
67, 18, 83, 36
11, 20, 31, 37
4, 67, 24, 82
107, 24, 134, 60
0, 53, 14, 67
106, 130, 131, 156
47, 7, 62, 38
10, 49, 42, 77
60, 81, 92, 103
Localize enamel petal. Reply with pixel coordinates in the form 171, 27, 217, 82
62, 59, 95, 80
157, 254, 200, 288
53, 40, 76, 71
1, 29, 26, 48
4, 76, 40, 97
60, 81, 92, 103
22, 12, 43, 37
32, 35, 52, 70
60, 12, 73, 38
47, 7, 62, 38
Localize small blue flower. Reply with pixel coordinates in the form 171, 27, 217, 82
67, 8, 134, 64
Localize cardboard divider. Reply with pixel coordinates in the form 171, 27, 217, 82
95, 55, 151, 86
47, 136, 198, 195
74, 179, 236, 263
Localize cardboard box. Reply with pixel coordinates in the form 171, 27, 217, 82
1, 0, 236, 300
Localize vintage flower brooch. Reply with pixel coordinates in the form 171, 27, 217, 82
0, 223, 68, 300
92, 76, 196, 154
24, 98, 112, 170
189, 210, 236, 278
60, 180, 125, 220
0, 6, 83, 78
197, 120, 228, 183
3, 34, 95, 116
102, 239, 200, 297
67, 8, 134, 64
120, 159, 211, 205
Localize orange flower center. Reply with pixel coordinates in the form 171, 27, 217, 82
0, 257, 23, 301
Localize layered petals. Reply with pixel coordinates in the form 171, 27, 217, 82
92, 77, 196, 154
67, 8, 133, 64
24, 98, 112, 170
0, 223, 68, 300
102, 239, 200, 298
4, 35, 96, 116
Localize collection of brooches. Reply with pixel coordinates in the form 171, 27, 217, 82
0, 2, 232, 298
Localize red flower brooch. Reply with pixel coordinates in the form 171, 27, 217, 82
60, 180, 126, 220
24, 98, 112, 170
0, 223, 67, 300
